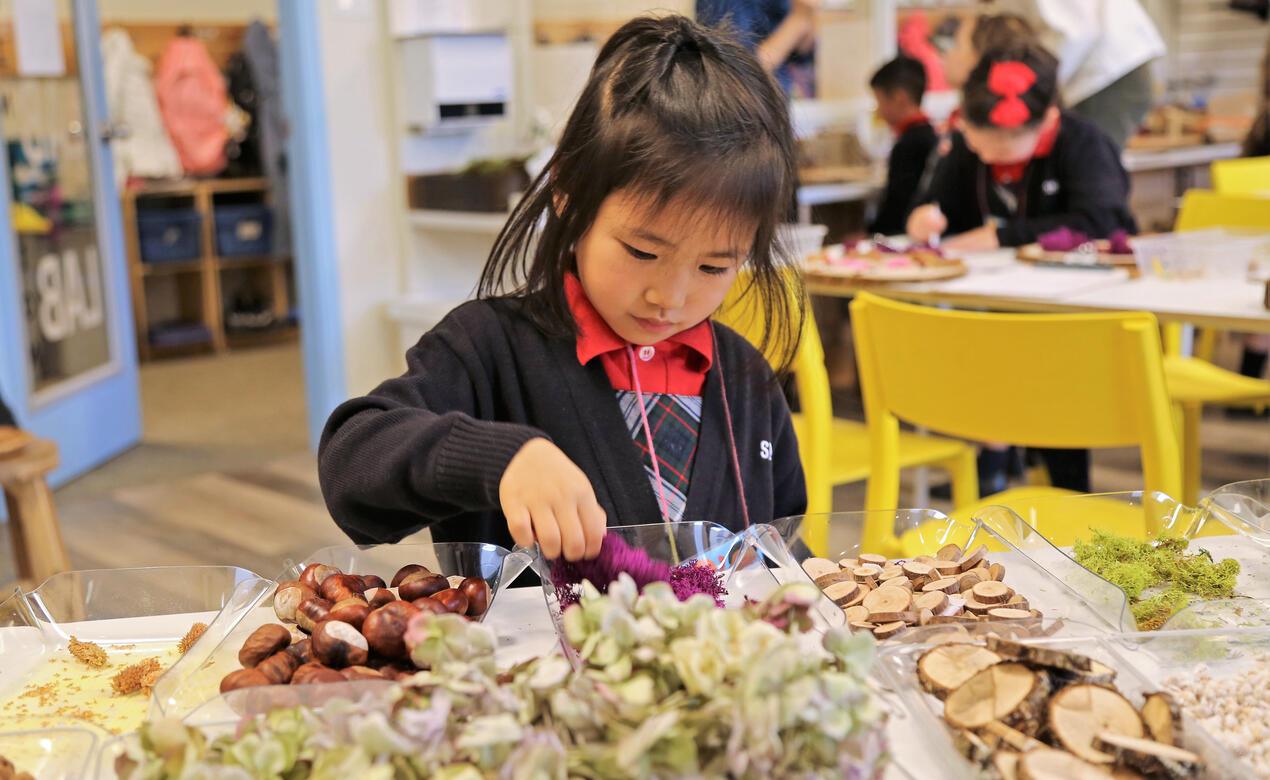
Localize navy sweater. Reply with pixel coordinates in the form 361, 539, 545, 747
318, 296, 807, 549
925, 112, 1137, 247
871, 120, 938, 236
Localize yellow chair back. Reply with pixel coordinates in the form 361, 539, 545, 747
715, 273, 833, 552
850, 292, 1182, 551
1211, 156, 1270, 195
1175, 190, 1270, 232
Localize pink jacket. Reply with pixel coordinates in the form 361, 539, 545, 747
155, 37, 228, 175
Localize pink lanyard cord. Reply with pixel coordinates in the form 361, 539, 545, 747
711, 323, 751, 530
625, 344, 674, 525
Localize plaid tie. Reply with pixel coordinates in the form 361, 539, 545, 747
617, 391, 702, 523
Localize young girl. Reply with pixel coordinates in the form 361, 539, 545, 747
318, 16, 807, 563
908, 41, 1136, 251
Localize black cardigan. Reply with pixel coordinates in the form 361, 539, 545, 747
318, 297, 807, 549
925, 112, 1137, 247
870, 120, 938, 236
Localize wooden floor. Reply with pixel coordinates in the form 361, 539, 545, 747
0, 342, 1264, 585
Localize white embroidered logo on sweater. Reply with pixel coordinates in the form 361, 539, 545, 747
760, 441, 772, 461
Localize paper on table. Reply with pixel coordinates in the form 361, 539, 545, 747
14, 0, 66, 77
930, 265, 1129, 299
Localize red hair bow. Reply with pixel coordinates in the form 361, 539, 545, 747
987, 61, 1036, 129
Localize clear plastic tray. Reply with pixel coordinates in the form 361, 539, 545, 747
876, 628, 1258, 780
526, 521, 847, 662
0, 566, 272, 736
1130, 229, 1270, 280
0, 722, 100, 779
974, 491, 1270, 630
154, 542, 530, 724
1205, 479, 1270, 547
769, 510, 1128, 636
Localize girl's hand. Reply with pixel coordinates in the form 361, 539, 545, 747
907, 205, 948, 244
500, 438, 606, 561
943, 224, 1001, 251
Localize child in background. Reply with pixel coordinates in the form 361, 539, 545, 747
943, 12, 1038, 91
319, 16, 807, 562
908, 41, 1136, 251
868, 56, 938, 236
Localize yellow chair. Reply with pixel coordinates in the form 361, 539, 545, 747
1211, 156, 1270, 195
1161, 190, 1270, 503
716, 277, 978, 557
850, 292, 1182, 553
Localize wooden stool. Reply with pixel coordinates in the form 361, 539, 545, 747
0, 427, 69, 590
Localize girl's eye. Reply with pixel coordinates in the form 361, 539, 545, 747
700, 264, 729, 276
620, 241, 656, 261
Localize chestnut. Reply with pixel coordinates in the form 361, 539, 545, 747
295, 596, 332, 634
364, 587, 397, 609
312, 619, 370, 668
376, 664, 416, 681
398, 573, 448, 602
431, 588, 469, 615
220, 668, 271, 694
341, 665, 385, 681
361, 600, 419, 660
257, 650, 301, 685
238, 624, 293, 668
273, 581, 317, 622
458, 577, 491, 617
285, 637, 312, 664
299, 563, 342, 592
360, 574, 387, 590
391, 563, 429, 588
411, 596, 449, 615
320, 573, 368, 603
328, 598, 371, 631
291, 662, 345, 685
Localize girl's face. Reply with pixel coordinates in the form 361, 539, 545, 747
962, 106, 1059, 165
944, 17, 978, 90
574, 189, 753, 346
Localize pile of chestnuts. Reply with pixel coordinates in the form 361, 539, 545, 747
219, 562, 492, 694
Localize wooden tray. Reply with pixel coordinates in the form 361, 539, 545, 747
804, 259, 968, 285
1015, 242, 1138, 270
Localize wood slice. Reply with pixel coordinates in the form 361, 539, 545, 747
858, 553, 888, 567
914, 591, 950, 613
840, 588, 867, 609
994, 750, 1021, 780
964, 599, 998, 615
931, 614, 979, 625
918, 607, 934, 625
848, 621, 877, 633
958, 570, 986, 592
985, 636, 1094, 673
1091, 733, 1201, 779
852, 565, 882, 585
923, 577, 961, 594
802, 558, 841, 582
872, 610, 919, 624
914, 555, 937, 566
1140, 692, 1181, 746
989, 562, 1007, 582
814, 570, 852, 588
936, 543, 964, 561
823, 580, 862, 606
984, 720, 1047, 753
1048, 684, 1145, 764
872, 620, 906, 639
863, 587, 912, 619
885, 578, 915, 593
843, 605, 869, 623
988, 608, 1036, 621
972, 581, 1014, 604
879, 566, 907, 583
902, 561, 934, 579
1017, 749, 1116, 780
944, 662, 1048, 730
1006, 594, 1031, 610
837, 557, 858, 570
954, 728, 995, 764
917, 643, 1003, 698
932, 560, 964, 576
923, 627, 972, 644
958, 545, 987, 572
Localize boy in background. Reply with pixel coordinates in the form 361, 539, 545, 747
869, 56, 937, 236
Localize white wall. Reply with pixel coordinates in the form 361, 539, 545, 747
316, 0, 407, 395
97, 0, 276, 22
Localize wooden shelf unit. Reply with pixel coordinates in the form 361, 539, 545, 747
122, 178, 296, 362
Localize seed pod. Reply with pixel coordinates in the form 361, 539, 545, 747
238, 624, 293, 668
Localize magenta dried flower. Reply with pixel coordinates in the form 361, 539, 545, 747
549, 532, 725, 607
668, 560, 728, 606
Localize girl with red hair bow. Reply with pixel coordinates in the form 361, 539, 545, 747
907, 42, 1136, 252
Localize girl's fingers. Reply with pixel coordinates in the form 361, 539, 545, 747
554, 502, 586, 562
580, 498, 607, 559
505, 505, 535, 550
531, 505, 563, 560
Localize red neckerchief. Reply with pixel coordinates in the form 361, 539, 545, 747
564, 274, 713, 395
991, 115, 1061, 184
892, 111, 931, 136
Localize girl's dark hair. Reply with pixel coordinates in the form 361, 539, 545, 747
968, 13, 1037, 57
478, 14, 803, 370
963, 42, 1060, 130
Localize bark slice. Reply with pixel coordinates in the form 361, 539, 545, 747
1017, 749, 1116, 780
985, 636, 1094, 673
1140, 692, 1181, 746
1048, 684, 1145, 764
1092, 733, 1201, 779
944, 662, 1048, 730
917, 643, 1003, 698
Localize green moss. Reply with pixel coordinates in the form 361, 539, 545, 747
1073, 529, 1240, 630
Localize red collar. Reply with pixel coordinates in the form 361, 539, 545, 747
892, 111, 930, 135
565, 274, 713, 394
991, 115, 1061, 184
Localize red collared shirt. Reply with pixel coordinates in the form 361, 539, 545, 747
892, 111, 931, 136
991, 115, 1061, 184
564, 274, 713, 396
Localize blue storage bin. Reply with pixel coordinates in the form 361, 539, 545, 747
214, 204, 274, 256
136, 209, 202, 263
